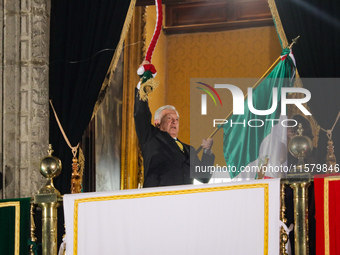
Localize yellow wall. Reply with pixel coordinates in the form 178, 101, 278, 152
145, 6, 282, 164
166, 27, 281, 143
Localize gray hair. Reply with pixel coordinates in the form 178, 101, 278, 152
154, 105, 179, 122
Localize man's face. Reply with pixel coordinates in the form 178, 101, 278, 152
155, 109, 179, 138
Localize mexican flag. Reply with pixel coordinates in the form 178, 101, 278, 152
223, 48, 296, 180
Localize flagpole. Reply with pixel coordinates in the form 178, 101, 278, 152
196, 36, 300, 154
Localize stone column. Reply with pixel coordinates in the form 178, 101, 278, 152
0, 0, 50, 199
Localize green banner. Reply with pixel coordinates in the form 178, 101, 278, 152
0, 197, 31, 255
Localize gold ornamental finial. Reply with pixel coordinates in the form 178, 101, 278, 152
47, 144, 54, 156
288, 35, 300, 49
297, 123, 304, 136
326, 139, 337, 172
34, 144, 62, 255
38, 144, 62, 195
71, 156, 82, 194
288, 123, 313, 172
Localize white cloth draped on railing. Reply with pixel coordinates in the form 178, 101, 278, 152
63, 179, 280, 255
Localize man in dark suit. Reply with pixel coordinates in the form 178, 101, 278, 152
134, 84, 215, 188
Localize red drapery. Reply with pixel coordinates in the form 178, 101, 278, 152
315, 174, 340, 255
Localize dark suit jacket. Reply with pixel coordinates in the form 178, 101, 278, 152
134, 89, 215, 188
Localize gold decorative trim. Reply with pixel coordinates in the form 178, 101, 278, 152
0, 201, 20, 255
288, 79, 320, 148
267, 0, 288, 48
120, 6, 146, 190
91, 0, 137, 120
73, 184, 269, 254
78, 147, 85, 178
324, 176, 340, 255
324, 178, 329, 255
30, 203, 37, 255
137, 144, 144, 188
288, 96, 321, 148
